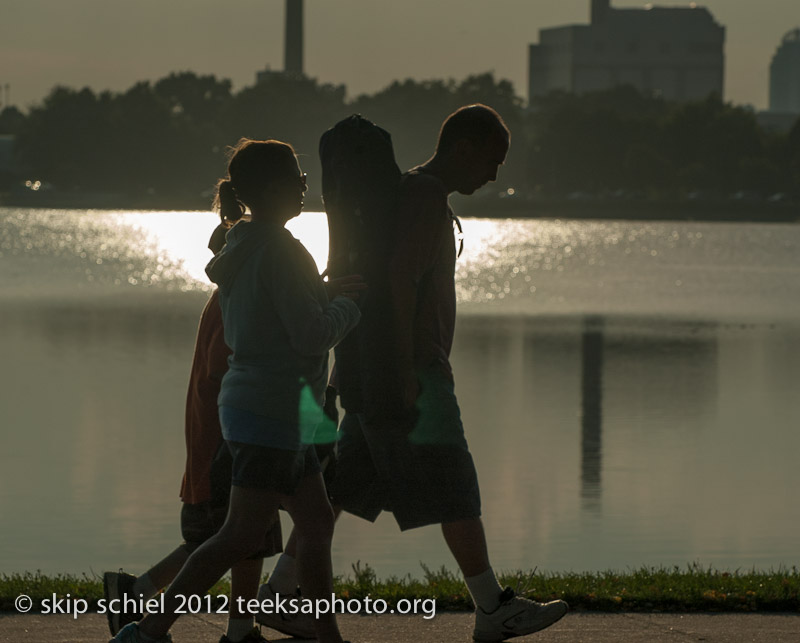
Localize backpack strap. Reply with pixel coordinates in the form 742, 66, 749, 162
452, 211, 464, 259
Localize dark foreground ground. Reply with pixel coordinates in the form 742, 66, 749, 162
2, 612, 800, 643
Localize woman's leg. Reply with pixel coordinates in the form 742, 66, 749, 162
229, 556, 264, 618
137, 485, 281, 640
226, 556, 264, 641
283, 472, 343, 643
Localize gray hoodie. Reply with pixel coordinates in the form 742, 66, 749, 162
205, 219, 360, 446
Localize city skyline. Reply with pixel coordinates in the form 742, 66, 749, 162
2, 0, 798, 112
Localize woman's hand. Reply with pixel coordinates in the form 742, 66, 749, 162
326, 274, 368, 301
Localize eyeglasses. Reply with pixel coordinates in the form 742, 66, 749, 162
265, 172, 307, 190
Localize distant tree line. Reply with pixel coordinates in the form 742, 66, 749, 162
526, 86, 800, 200
0, 72, 798, 206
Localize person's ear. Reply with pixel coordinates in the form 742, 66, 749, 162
453, 138, 475, 160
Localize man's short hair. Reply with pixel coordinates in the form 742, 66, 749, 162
436, 104, 510, 153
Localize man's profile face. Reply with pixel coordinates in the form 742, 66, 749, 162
456, 135, 509, 195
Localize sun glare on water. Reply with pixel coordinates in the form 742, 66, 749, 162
113, 210, 331, 287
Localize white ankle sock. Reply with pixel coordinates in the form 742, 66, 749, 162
465, 567, 504, 612
268, 553, 298, 595
225, 617, 255, 642
132, 573, 159, 601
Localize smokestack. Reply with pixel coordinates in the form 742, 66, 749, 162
284, 0, 303, 76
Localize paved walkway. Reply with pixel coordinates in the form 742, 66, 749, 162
2, 612, 800, 643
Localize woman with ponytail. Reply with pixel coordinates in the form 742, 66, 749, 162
103, 211, 283, 643
112, 139, 363, 643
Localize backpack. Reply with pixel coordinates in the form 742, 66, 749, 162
319, 114, 402, 412
319, 114, 402, 278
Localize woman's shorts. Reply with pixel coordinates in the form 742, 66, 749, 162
180, 500, 283, 558
180, 442, 283, 557
226, 440, 321, 496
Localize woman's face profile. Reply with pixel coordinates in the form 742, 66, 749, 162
263, 159, 307, 219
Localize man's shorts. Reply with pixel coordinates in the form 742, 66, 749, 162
180, 442, 283, 558
329, 369, 481, 531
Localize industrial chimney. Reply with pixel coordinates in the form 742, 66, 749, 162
284, 0, 303, 75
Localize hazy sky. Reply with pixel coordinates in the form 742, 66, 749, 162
2, 0, 797, 112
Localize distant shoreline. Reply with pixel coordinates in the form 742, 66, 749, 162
452, 197, 800, 223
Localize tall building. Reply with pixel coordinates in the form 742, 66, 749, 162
769, 28, 800, 114
528, 0, 725, 104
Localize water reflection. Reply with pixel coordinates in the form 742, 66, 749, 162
3, 209, 800, 575
447, 316, 752, 573
581, 316, 604, 510
0, 299, 205, 572
0, 208, 331, 299
577, 317, 720, 515
605, 322, 719, 428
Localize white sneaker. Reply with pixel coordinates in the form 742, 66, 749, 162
254, 582, 316, 639
473, 587, 568, 642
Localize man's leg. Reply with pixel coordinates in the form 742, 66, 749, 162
441, 515, 568, 643
441, 517, 508, 615
441, 509, 568, 643
411, 368, 568, 641
441, 517, 491, 577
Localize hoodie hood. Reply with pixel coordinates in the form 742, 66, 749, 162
205, 219, 284, 290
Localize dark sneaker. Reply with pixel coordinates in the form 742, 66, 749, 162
109, 622, 172, 643
254, 582, 315, 639
473, 587, 568, 642
103, 570, 143, 636
219, 626, 271, 642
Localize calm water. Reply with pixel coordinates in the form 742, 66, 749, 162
1, 206, 799, 578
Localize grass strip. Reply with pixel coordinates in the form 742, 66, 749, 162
2, 563, 798, 613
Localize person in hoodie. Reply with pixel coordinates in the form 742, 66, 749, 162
103, 215, 282, 643
110, 139, 364, 643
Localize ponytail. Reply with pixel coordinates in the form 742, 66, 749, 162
214, 179, 245, 227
